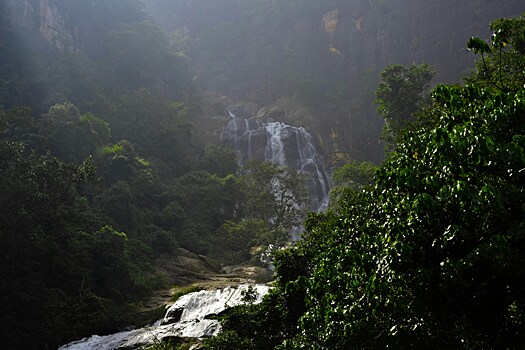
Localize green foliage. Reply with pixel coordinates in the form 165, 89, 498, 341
329, 161, 377, 210
171, 286, 202, 303
205, 288, 298, 350
157, 202, 186, 231
376, 63, 435, 144
145, 170, 240, 255
288, 83, 525, 349
467, 13, 525, 92
0, 2, 206, 347
145, 335, 193, 350
36, 102, 111, 162
202, 143, 238, 176
198, 159, 311, 263
0, 106, 172, 348
43, 53, 103, 108
92, 225, 132, 298
1, 106, 35, 140
238, 160, 310, 246
201, 159, 311, 262
106, 20, 192, 99
0, 110, 107, 348
4, 3, 523, 350
210, 220, 267, 264
95, 140, 153, 186
467, 37, 492, 55
332, 161, 376, 189
99, 143, 124, 155
102, 89, 195, 175
210, 86, 525, 350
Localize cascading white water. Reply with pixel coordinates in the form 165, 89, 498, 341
58, 284, 270, 350
227, 110, 239, 150
245, 119, 252, 160
223, 112, 332, 212
264, 122, 286, 165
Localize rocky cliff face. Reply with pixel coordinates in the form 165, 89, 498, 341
3, 0, 67, 50
3, 0, 38, 28
2, 0, 147, 56
38, 0, 65, 49
143, 0, 525, 165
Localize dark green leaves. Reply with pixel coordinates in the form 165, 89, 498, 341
467, 14, 525, 92
467, 37, 492, 55
376, 63, 435, 145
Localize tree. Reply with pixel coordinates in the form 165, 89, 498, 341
205, 160, 310, 264
36, 102, 111, 163
202, 143, 238, 177
0, 109, 103, 349
106, 20, 192, 99
375, 63, 434, 144
105, 89, 195, 175
210, 220, 267, 264
238, 160, 310, 245
328, 160, 376, 211
95, 139, 152, 186
467, 13, 525, 92
173, 170, 239, 254
283, 83, 524, 349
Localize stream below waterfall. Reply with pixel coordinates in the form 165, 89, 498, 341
58, 284, 270, 350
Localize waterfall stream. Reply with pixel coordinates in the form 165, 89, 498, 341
58, 284, 270, 350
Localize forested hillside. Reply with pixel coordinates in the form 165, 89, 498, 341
1, 0, 524, 349
0, 1, 304, 348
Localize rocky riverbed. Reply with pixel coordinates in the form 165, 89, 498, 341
137, 248, 273, 315
59, 284, 270, 350
58, 248, 273, 350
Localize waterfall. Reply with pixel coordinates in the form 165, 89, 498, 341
223, 112, 332, 212
58, 284, 270, 350
264, 122, 286, 165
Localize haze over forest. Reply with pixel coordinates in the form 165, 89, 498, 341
1, 1, 525, 349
